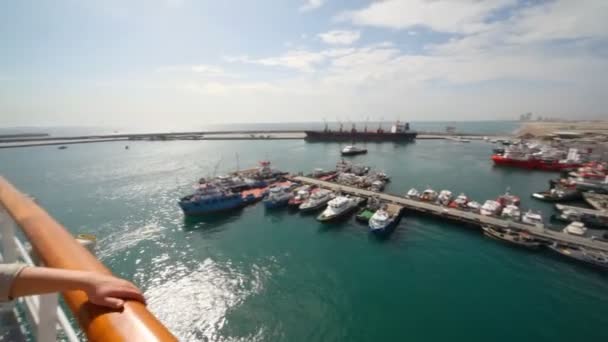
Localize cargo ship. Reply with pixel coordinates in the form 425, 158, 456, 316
305, 121, 416, 142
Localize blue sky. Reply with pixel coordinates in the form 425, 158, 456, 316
1, 0, 607, 127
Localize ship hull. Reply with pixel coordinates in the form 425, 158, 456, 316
179, 197, 245, 216
305, 131, 417, 142
491, 155, 581, 171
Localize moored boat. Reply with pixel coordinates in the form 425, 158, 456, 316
522, 210, 543, 226
563, 221, 588, 236
179, 183, 246, 216
466, 201, 481, 211
497, 189, 520, 207
299, 189, 334, 213
501, 204, 521, 221
437, 190, 453, 206
288, 185, 313, 209
582, 192, 608, 211
420, 188, 438, 202
480, 200, 502, 216
368, 206, 401, 235
406, 188, 420, 199
548, 243, 608, 270
532, 188, 580, 202
449, 193, 469, 208
317, 196, 363, 222
263, 186, 293, 209
482, 226, 541, 249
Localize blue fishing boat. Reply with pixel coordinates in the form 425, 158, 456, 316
368, 205, 401, 236
263, 186, 293, 209
179, 183, 245, 216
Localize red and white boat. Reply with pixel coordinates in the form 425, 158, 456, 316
491, 145, 582, 171
497, 189, 520, 207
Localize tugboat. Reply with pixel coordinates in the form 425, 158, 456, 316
179, 183, 246, 216
317, 196, 362, 222
501, 204, 521, 221
480, 200, 502, 216
548, 243, 608, 270
288, 186, 312, 209
341, 145, 368, 156
482, 226, 541, 249
532, 188, 580, 202
299, 189, 334, 213
368, 206, 401, 236
522, 210, 543, 225
263, 186, 293, 209
437, 190, 453, 206
420, 188, 438, 202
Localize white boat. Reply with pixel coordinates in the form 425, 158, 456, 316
341, 145, 368, 156
480, 200, 502, 216
420, 188, 438, 202
299, 189, 334, 212
437, 190, 453, 206
370, 180, 385, 192
451, 193, 469, 207
501, 204, 521, 221
317, 196, 360, 222
406, 188, 420, 199
522, 210, 543, 225
263, 186, 293, 209
368, 208, 398, 234
563, 221, 587, 236
467, 201, 481, 211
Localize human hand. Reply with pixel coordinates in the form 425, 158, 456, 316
82, 273, 146, 309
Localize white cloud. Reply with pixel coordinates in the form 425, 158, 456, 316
225, 50, 327, 72
157, 64, 238, 78
318, 30, 361, 45
338, 0, 516, 34
299, 0, 325, 12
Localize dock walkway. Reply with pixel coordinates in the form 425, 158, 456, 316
293, 176, 608, 252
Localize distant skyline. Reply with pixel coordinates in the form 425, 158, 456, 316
1, 0, 607, 127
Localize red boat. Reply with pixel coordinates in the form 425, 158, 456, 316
491, 154, 581, 171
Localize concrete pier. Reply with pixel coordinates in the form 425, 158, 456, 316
293, 176, 608, 252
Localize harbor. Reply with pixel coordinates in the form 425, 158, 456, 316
3, 124, 608, 341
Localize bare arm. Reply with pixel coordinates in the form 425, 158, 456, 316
10, 266, 145, 309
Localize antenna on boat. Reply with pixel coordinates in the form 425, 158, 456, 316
212, 156, 223, 177
364, 117, 369, 132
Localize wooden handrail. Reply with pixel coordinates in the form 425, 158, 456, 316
0, 176, 177, 342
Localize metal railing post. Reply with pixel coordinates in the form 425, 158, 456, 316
37, 294, 58, 342
0, 208, 17, 263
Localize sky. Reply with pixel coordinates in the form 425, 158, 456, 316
1, 0, 607, 127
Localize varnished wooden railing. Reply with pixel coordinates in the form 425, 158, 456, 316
0, 176, 177, 342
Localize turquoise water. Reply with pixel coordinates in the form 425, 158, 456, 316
1, 137, 607, 341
